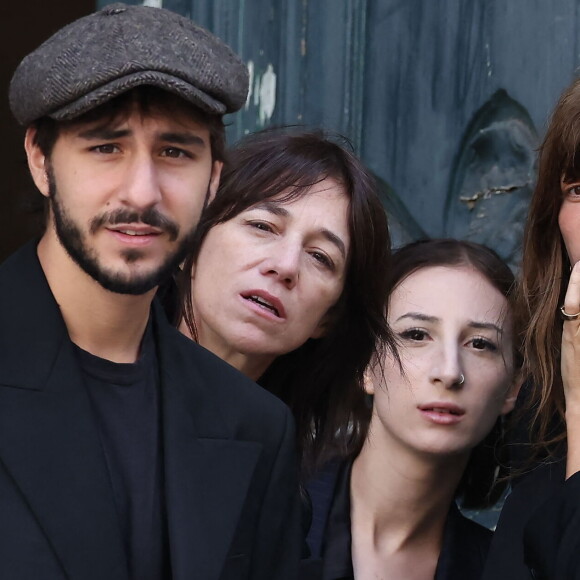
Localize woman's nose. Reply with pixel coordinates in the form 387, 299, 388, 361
429, 346, 464, 389
260, 241, 301, 288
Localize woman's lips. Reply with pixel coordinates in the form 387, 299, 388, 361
417, 402, 465, 425
240, 290, 286, 320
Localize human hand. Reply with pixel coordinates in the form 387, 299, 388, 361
561, 261, 580, 477
562, 262, 580, 413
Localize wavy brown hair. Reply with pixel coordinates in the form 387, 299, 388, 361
518, 78, 580, 461
176, 128, 394, 476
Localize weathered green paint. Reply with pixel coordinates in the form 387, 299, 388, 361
98, 0, 577, 259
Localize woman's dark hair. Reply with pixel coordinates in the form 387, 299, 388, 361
518, 77, 580, 461
177, 128, 394, 476
369, 238, 522, 508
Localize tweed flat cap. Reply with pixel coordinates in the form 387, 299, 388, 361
9, 3, 249, 125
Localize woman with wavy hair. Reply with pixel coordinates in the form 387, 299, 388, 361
483, 77, 580, 579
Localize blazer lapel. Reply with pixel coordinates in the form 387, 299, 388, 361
0, 243, 127, 580
435, 503, 492, 579
155, 307, 263, 580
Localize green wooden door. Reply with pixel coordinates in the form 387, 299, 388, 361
98, 0, 579, 265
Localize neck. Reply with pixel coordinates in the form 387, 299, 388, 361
350, 431, 468, 551
178, 319, 273, 381
38, 235, 154, 363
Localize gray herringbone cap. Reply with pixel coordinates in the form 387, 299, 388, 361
9, 3, 249, 125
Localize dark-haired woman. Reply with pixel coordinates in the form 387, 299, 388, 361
308, 239, 522, 580
482, 77, 580, 580
175, 128, 393, 478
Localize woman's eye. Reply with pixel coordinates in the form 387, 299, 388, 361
469, 337, 498, 352
249, 221, 274, 233
564, 184, 580, 198
310, 251, 334, 270
399, 329, 428, 341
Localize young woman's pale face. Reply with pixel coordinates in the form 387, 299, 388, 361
368, 265, 518, 459
559, 180, 580, 264
189, 178, 350, 376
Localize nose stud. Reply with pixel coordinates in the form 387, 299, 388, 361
457, 373, 465, 385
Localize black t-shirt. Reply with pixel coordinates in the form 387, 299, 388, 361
75, 322, 170, 580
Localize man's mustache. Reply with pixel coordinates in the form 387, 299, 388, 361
90, 208, 180, 241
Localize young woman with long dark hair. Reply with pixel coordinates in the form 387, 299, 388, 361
308, 239, 522, 580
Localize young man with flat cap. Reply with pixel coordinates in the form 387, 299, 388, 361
0, 4, 300, 579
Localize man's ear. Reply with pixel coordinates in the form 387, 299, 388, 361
24, 127, 50, 198
207, 160, 223, 204
501, 370, 524, 415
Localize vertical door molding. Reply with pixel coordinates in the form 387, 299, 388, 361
343, 0, 369, 151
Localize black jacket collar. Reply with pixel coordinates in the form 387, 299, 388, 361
308, 458, 492, 580
0, 241, 263, 580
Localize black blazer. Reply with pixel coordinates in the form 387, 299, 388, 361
0, 242, 301, 580
482, 459, 580, 579
305, 459, 492, 580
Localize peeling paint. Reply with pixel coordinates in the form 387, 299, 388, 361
485, 42, 492, 78
142, 0, 163, 7
246, 61, 255, 110
459, 182, 530, 210
256, 64, 277, 125
253, 76, 261, 107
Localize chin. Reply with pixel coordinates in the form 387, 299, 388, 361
238, 344, 283, 358
232, 340, 285, 365
415, 440, 472, 459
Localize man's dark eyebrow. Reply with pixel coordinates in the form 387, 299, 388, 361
76, 128, 206, 148
396, 312, 439, 323
252, 201, 347, 258
77, 127, 131, 140
159, 132, 207, 147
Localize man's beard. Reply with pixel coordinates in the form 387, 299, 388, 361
47, 167, 197, 295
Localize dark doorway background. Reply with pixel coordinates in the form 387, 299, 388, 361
1, 1, 94, 262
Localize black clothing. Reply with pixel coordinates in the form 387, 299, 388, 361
0, 241, 301, 580
482, 459, 580, 580
319, 461, 353, 579
307, 460, 492, 580
76, 322, 169, 580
